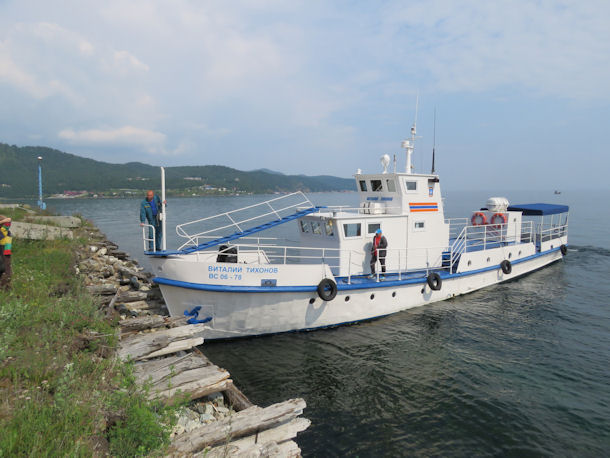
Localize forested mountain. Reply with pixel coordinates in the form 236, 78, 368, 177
0, 143, 355, 197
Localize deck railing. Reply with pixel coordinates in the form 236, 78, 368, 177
175, 192, 315, 250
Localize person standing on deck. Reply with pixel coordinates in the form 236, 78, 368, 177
139, 190, 165, 251
0, 215, 13, 290
369, 228, 387, 279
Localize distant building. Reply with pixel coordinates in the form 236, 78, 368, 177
184, 177, 203, 181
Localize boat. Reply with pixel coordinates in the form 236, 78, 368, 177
144, 121, 569, 340
554, 190, 562, 195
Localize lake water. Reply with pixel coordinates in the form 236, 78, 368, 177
42, 189, 609, 456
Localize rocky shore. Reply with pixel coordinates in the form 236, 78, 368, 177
74, 220, 309, 456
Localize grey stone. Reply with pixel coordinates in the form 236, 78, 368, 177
199, 413, 215, 423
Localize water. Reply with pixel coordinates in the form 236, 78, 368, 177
43, 190, 609, 456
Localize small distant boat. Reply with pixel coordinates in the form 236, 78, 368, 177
554, 190, 561, 195
144, 114, 570, 340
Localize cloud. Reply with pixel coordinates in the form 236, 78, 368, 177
112, 50, 149, 72
59, 126, 166, 146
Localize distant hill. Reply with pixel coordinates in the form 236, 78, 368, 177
0, 143, 355, 198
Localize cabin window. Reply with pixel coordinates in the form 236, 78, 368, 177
386, 179, 396, 192
405, 180, 417, 192
311, 221, 322, 235
300, 220, 311, 233
367, 223, 381, 235
371, 180, 383, 192
414, 221, 425, 232
359, 180, 367, 191
325, 220, 334, 236
343, 223, 362, 238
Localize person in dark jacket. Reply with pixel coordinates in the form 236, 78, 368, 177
140, 190, 165, 251
369, 228, 387, 278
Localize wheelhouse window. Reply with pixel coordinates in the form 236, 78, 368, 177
386, 179, 396, 192
300, 220, 311, 233
414, 221, 425, 231
311, 221, 322, 235
343, 223, 362, 238
359, 180, 367, 191
371, 179, 383, 191
405, 180, 417, 192
367, 223, 381, 235
325, 220, 334, 236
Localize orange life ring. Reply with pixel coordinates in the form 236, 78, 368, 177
490, 213, 507, 226
471, 212, 487, 226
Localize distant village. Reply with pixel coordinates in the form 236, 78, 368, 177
48, 176, 248, 199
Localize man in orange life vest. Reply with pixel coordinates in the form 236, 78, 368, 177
369, 228, 387, 279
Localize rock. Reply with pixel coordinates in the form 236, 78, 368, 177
216, 406, 230, 414
206, 392, 225, 407
140, 285, 150, 292
186, 420, 201, 433
199, 413, 215, 423
97, 247, 108, 256
89, 246, 98, 253
129, 276, 140, 290
23, 215, 82, 228
11, 221, 73, 240
172, 424, 185, 437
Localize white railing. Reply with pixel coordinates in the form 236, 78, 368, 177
175, 192, 315, 250
141, 224, 156, 251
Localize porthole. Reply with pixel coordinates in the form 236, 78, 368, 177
551, 245, 554, 249
518, 250, 522, 255
486, 257, 491, 262
508, 253, 512, 259
345, 296, 350, 302
392, 292, 397, 298
370, 294, 375, 300
467, 260, 472, 266
309, 298, 315, 304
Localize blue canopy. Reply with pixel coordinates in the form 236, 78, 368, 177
507, 203, 569, 216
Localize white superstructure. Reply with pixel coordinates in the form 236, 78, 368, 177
145, 125, 569, 340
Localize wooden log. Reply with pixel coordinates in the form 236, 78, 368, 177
224, 381, 254, 411
86, 284, 118, 296
201, 418, 310, 457
169, 398, 306, 454
117, 323, 207, 361
133, 353, 211, 386
119, 315, 187, 334
133, 353, 230, 401
117, 291, 148, 303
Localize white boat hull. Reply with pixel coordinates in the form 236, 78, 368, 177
154, 246, 565, 340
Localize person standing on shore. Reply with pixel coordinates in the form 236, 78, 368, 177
0, 215, 12, 290
139, 190, 165, 251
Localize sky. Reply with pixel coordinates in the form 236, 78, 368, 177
0, 0, 609, 190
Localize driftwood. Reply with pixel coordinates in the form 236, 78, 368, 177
117, 291, 148, 303
201, 439, 302, 457
169, 398, 307, 454
200, 418, 310, 457
86, 284, 118, 295
133, 353, 230, 401
119, 315, 187, 334
118, 324, 207, 361
224, 381, 254, 411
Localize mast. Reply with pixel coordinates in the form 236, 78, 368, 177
402, 95, 419, 174
431, 107, 436, 174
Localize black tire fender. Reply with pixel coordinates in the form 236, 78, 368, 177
501, 259, 512, 274
560, 244, 568, 256
426, 272, 442, 291
317, 278, 337, 301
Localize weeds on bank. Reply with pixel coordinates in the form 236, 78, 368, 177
0, 237, 178, 456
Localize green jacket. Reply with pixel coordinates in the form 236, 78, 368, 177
140, 195, 162, 226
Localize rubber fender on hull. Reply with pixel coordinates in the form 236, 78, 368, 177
426, 272, 442, 291
560, 244, 568, 256
500, 259, 512, 274
317, 278, 338, 301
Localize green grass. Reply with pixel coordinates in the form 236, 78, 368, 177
0, 236, 178, 456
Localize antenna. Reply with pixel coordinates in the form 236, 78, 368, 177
431, 107, 436, 174
393, 154, 397, 173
